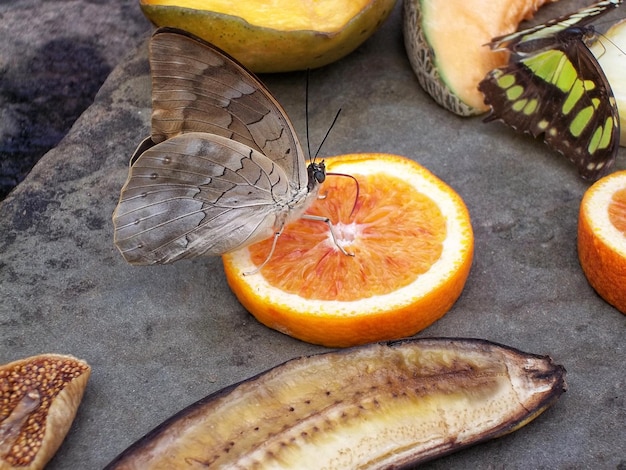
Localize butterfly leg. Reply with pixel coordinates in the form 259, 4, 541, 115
243, 228, 284, 276
302, 214, 355, 257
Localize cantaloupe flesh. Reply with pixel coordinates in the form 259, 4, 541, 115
591, 19, 626, 146
421, 0, 557, 111
141, 0, 370, 32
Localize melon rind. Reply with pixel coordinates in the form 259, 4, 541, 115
402, 0, 481, 116
402, 0, 557, 117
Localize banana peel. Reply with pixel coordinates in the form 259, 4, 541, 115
105, 338, 566, 469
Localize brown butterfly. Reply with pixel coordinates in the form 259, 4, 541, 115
112, 28, 336, 266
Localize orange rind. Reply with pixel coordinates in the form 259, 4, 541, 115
223, 153, 474, 347
578, 170, 626, 314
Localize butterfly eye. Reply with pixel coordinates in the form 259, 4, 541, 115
307, 162, 327, 191
314, 167, 326, 184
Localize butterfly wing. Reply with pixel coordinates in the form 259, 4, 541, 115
480, 36, 619, 179
113, 133, 295, 264
148, 28, 308, 192
488, 0, 622, 53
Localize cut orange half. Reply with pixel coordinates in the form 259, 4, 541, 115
222, 154, 474, 347
578, 170, 626, 315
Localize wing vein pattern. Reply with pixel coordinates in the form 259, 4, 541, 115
112, 29, 320, 265
478, 0, 622, 180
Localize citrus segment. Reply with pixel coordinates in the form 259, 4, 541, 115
222, 154, 474, 347
248, 171, 446, 300
608, 188, 626, 234
578, 170, 626, 315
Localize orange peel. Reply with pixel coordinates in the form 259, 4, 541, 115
578, 170, 626, 314
223, 153, 474, 347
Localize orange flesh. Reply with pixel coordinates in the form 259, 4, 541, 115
608, 188, 626, 235
249, 173, 446, 301
578, 171, 626, 316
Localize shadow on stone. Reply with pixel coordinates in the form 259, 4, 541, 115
0, 36, 112, 199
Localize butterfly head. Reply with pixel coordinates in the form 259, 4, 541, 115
307, 161, 326, 192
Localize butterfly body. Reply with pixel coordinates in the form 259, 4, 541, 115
113, 29, 324, 265
479, 0, 622, 180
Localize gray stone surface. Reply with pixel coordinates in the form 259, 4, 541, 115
0, 0, 150, 198
2, 1, 626, 468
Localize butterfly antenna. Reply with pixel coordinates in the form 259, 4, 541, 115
314, 108, 342, 161
311, 107, 359, 218
594, 30, 626, 58
305, 91, 358, 220
305, 70, 313, 161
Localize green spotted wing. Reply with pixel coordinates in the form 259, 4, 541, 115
479, 0, 622, 180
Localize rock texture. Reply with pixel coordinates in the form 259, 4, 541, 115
0, 0, 150, 198
1, 1, 625, 468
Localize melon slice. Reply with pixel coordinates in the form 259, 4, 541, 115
591, 19, 626, 146
140, 0, 396, 73
403, 0, 557, 116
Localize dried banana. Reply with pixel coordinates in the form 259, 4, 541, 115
105, 338, 566, 469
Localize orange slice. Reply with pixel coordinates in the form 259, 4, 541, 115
578, 170, 626, 315
222, 154, 474, 347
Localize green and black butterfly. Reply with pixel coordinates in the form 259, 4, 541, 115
479, 0, 623, 180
